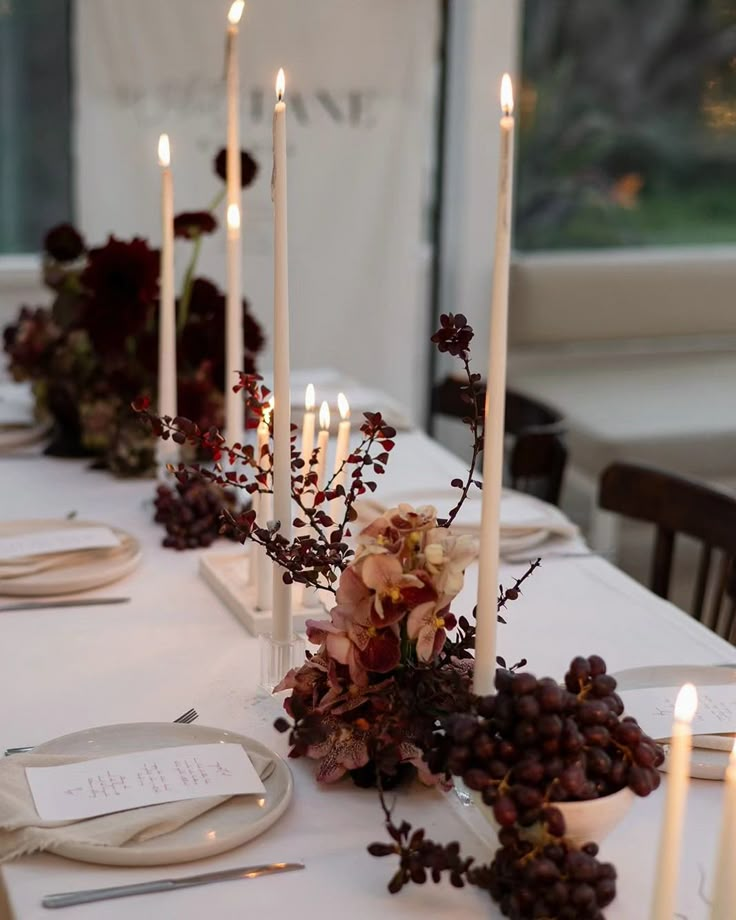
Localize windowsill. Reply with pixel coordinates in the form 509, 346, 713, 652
0, 254, 41, 288
512, 243, 736, 267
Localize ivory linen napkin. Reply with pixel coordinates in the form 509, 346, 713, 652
355, 489, 579, 545
0, 751, 271, 862
0, 522, 134, 581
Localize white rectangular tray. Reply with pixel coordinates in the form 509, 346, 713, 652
199, 551, 327, 635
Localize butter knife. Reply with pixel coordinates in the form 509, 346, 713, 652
0, 597, 130, 613
42, 862, 305, 909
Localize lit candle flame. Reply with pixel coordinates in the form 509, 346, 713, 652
338, 392, 350, 420
228, 0, 244, 26
319, 401, 330, 430
262, 398, 273, 427
500, 73, 514, 117
305, 383, 315, 412
157, 133, 170, 168
674, 683, 698, 723
276, 68, 286, 102
227, 203, 241, 232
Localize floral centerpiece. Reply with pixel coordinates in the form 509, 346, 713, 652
134, 314, 663, 918
274, 501, 482, 784
3, 150, 264, 476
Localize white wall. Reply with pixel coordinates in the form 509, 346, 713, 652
73, 0, 440, 423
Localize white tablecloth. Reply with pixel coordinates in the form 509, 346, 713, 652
0, 429, 731, 919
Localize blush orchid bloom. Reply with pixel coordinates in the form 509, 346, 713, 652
423, 528, 479, 607
361, 553, 436, 623
407, 604, 457, 663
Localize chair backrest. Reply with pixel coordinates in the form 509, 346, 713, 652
599, 462, 736, 639
431, 376, 569, 506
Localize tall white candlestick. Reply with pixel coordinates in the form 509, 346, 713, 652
301, 383, 316, 467
255, 403, 273, 611
157, 133, 177, 470
650, 683, 697, 920
315, 401, 331, 490
709, 740, 736, 918
225, 203, 242, 445
271, 67, 292, 643
330, 392, 351, 525
474, 74, 515, 696
225, 0, 244, 446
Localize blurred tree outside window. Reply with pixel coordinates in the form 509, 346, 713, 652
517, 0, 736, 250
0, 0, 71, 254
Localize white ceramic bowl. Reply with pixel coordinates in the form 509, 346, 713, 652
468, 784, 635, 848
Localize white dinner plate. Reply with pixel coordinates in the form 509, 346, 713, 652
614, 664, 736, 780
0, 519, 142, 597
34, 722, 293, 866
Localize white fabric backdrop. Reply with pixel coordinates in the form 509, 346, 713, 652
74, 0, 439, 422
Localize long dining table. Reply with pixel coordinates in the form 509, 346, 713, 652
0, 424, 731, 919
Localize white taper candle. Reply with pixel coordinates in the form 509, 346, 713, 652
709, 740, 736, 918
330, 392, 351, 525
157, 133, 177, 471
315, 401, 331, 491
473, 74, 515, 696
301, 383, 316, 467
650, 683, 697, 920
255, 401, 273, 611
224, 0, 244, 446
271, 67, 292, 643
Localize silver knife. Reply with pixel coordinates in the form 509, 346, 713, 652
0, 597, 130, 613
42, 862, 305, 909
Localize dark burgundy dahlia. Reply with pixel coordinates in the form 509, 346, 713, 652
80, 237, 159, 353
43, 223, 85, 263
213, 148, 258, 188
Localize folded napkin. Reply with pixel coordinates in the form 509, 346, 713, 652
0, 750, 271, 862
0, 522, 134, 581
0, 539, 136, 581
690, 734, 735, 752
355, 489, 579, 549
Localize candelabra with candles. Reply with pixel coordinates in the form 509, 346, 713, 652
199, 386, 351, 665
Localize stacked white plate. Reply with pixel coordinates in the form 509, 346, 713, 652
0, 519, 142, 596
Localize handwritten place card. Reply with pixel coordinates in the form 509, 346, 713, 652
0, 527, 120, 562
618, 684, 736, 741
26, 744, 265, 821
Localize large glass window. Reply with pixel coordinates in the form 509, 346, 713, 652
517, 0, 736, 250
0, 0, 71, 254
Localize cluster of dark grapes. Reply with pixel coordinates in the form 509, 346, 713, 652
485, 827, 616, 919
440, 654, 663, 832
153, 476, 239, 549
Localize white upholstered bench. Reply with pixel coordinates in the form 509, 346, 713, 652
505, 248, 736, 551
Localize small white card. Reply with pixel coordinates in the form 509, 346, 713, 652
618, 684, 736, 740
0, 527, 120, 562
26, 744, 265, 821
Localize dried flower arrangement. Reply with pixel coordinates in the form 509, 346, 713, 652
3, 149, 263, 476
133, 313, 663, 918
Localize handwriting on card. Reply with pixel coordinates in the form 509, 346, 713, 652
618, 684, 736, 740
26, 744, 265, 822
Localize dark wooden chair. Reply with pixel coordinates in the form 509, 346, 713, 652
599, 462, 736, 641
431, 376, 569, 506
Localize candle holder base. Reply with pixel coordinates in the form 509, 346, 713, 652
199, 551, 329, 636
259, 632, 306, 694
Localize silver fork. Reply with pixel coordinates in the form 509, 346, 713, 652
3, 708, 199, 756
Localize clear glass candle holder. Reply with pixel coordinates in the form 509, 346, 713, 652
259, 632, 305, 695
